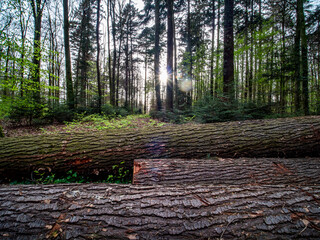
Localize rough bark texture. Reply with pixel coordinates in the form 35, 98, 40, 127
223, 0, 234, 100
1, 116, 320, 181
63, 0, 74, 109
133, 158, 320, 186
0, 183, 320, 239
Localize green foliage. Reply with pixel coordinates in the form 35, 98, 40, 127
47, 104, 75, 123
150, 109, 193, 123
105, 161, 131, 184
8, 97, 48, 125
192, 96, 247, 123
32, 170, 88, 184
151, 95, 274, 124
101, 104, 130, 118
0, 125, 4, 137
63, 114, 164, 132
10, 164, 132, 184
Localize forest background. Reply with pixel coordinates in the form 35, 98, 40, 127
0, 0, 320, 126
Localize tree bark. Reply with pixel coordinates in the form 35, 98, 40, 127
0, 183, 320, 239
210, 0, 215, 97
154, 0, 162, 111
223, 0, 234, 101
1, 116, 320, 181
299, 0, 309, 115
30, 0, 46, 104
133, 158, 320, 186
166, 0, 174, 111
63, 0, 74, 110
96, 0, 102, 113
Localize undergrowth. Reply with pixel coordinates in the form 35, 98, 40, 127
10, 162, 132, 185
61, 114, 165, 132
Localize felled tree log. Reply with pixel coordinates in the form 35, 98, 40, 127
1, 116, 320, 181
133, 158, 320, 186
0, 183, 320, 239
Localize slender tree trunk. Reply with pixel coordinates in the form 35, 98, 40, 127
294, 0, 302, 112
63, 0, 74, 109
96, 0, 102, 113
280, 0, 286, 113
186, 0, 192, 106
257, 0, 262, 103
300, 0, 309, 115
223, 0, 234, 101
154, 0, 162, 111
215, 0, 220, 96
249, 0, 254, 102
173, 9, 178, 107
4, 46, 10, 97
107, 0, 112, 106
166, 0, 174, 111
110, 0, 116, 106
144, 50, 147, 113
116, 17, 124, 107
30, 0, 46, 104
48, 14, 54, 107
210, 0, 215, 97
18, 0, 29, 98
125, 20, 129, 108
244, 0, 249, 101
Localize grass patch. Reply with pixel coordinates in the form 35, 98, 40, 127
62, 114, 166, 132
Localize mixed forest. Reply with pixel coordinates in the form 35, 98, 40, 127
0, 0, 319, 125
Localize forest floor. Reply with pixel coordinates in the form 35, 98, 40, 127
1, 114, 171, 138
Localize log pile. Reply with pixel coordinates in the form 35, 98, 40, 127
1, 116, 320, 239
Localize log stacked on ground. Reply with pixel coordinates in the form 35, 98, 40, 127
1, 183, 320, 239
133, 158, 320, 186
1, 116, 320, 180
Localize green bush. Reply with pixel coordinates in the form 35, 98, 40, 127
101, 104, 117, 118
101, 104, 130, 118
48, 105, 75, 123
242, 101, 273, 119
8, 98, 47, 125
192, 95, 248, 123
150, 95, 274, 124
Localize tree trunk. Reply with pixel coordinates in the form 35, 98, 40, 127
0, 183, 320, 239
96, 0, 102, 113
133, 158, 320, 185
30, 0, 46, 104
210, 0, 215, 96
110, 0, 116, 106
0, 116, 320, 181
215, 0, 220, 96
63, 0, 74, 110
107, 0, 112, 106
294, 0, 302, 112
166, 0, 174, 111
154, 0, 162, 111
223, 0, 234, 101
300, 0, 309, 115
280, 0, 287, 113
